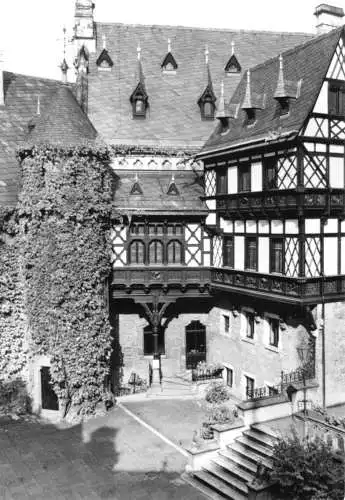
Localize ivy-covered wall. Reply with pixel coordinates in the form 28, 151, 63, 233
14, 144, 115, 419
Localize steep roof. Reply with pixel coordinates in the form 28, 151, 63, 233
87, 22, 314, 148
113, 170, 206, 215
0, 72, 68, 206
200, 27, 343, 156
28, 85, 97, 146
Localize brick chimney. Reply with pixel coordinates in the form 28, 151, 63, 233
314, 4, 344, 34
74, 0, 96, 53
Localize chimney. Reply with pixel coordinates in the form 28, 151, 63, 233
314, 4, 344, 34
0, 52, 4, 106
74, 0, 96, 53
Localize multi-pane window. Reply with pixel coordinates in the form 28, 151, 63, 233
329, 82, 345, 115
268, 317, 280, 347
270, 238, 284, 274
245, 237, 257, 271
244, 311, 255, 339
216, 170, 227, 194
223, 236, 234, 268
149, 240, 164, 264
245, 376, 255, 398
167, 240, 183, 264
129, 240, 145, 264
238, 163, 251, 192
226, 368, 233, 388
263, 156, 277, 190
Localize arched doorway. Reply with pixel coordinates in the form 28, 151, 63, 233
185, 321, 206, 369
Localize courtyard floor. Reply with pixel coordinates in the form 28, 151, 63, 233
0, 407, 208, 500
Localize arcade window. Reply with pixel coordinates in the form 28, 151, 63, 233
238, 163, 251, 192
245, 237, 257, 271
328, 81, 345, 116
270, 238, 284, 274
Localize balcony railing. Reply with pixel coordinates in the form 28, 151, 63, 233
112, 266, 211, 295
214, 188, 345, 216
211, 268, 345, 304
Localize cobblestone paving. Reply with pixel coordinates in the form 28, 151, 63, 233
0, 407, 207, 499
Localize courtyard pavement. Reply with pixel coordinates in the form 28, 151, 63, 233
0, 407, 208, 500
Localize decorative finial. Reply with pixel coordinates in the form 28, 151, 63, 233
62, 26, 67, 59
168, 38, 171, 53
36, 95, 41, 116
137, 42, 141, 61
231, 40, 235, 55
247, 69, 251, 85
171, 173, 175, 182
220, 80, 224, 98
102, 34, 107, 50
135, 172, 139, 183
205, 44, 209, 65
279, 54, 283, 70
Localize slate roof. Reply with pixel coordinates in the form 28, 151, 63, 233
88, 23, 314, 148
28, 85, 97, 146
200, 27, 343, 156
113, 170, 206, 215
0, 72, 69, 206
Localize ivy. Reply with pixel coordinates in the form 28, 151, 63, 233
110, 144, 199, 157
17, 144, 114, 419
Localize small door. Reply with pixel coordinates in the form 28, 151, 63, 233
185, 321, 206, 369
40, 366, 59, 410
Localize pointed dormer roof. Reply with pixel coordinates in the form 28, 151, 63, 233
96, 34, 114, 69
130, 173, 143, 195
216, 81, 229, 119
130, 43, 148, 107
27, 85, 97, 147
198, 45, 216, 104
161, 39, 178, 72
224, 41, 241, 73
166, 174, 179, 195
75, 45, 89, 73
274, 54, 300, 100
241, 69, 265, 110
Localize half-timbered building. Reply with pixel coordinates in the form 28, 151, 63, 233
197, 23, 345, 406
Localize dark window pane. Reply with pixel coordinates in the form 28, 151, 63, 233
329, 86, 338, 114
271, 238, 284, 274
144, 326, 165, 355
264, 157, 277, 190
216, 171, 227, 194
226, 368, 233, 387
328, 83, 345, 115
246, 313, 255, 338
245, 237, 257, 271
239, 164, 251, 192
223, 237, 234, 268
204, 101, 213, 118
269, 318, 279, 347
246, 376, 255, 397
223, 315, 230, 333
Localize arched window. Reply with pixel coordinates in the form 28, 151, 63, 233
135, 98, 144, 114
204, 100, 214, 118
167, 240, 183, 264
129, 240, 145, 264
185, 321, 206, 369
149, 240, 163, 264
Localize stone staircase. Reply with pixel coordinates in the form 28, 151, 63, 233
187, 423, 278, 499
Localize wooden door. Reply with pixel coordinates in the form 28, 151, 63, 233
185, 321, 206, 369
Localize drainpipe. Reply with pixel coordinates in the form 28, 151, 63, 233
321, 300, 326, 409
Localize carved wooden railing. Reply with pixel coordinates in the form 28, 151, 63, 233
214, 187, 345, 216
211, 268, 345, 304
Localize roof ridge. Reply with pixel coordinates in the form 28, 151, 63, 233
3, 70, 65, 85
95, 21, 314, 37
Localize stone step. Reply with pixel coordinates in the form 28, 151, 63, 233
243, 428, 275, 449
251, 423, 279, 440
212, 456, 255, 484
205, 463, 248, 495
236, 435, 274, 458
181, 472, 230, 500
230, 442, 273, 469
219, 449, 258, 475
193, 470, 248, 500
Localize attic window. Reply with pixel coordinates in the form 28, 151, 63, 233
96, 49, 114, 71
161, 52, 178, 74
328, 81, 345, 116
225, 54, 241, 74
198, 89, 216, 120
167, 177, 179, 195
245, 108, 256, 126
130, 177, 143, 195
279, 97, 290, 116
130, 83, 148, 119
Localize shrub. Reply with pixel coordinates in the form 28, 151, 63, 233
207, 404, 235, 425
0, 378, 31, 415
205, 382, 231, 405
269, 432, 344, 499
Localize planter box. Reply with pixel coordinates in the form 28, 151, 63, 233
247, 480, 277, 500
211, 418, 245, 448
185, 440, 220, 471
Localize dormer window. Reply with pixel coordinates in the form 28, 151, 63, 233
161, 52, 178, 74
96, 48, 114, 72
279, 97, 290, 116
130, 84, 148, 118
198, 89, 216, 120
245, 108, 256, 126
225, 54, 241, 74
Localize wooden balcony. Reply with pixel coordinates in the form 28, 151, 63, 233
211, 268, 345, 305
112, 266, 211, 299
214, 188, 345, 218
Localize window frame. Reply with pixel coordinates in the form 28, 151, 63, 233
167, 239, 183, 265
270, 237, 284, 275
143, 325, 165, 355
245, 375, 255, 398
223, 314, 230, 334
328, 80, 345, 116
226, 367, 233, 388
268, 317, 280, 348
245, 236, 258, 271
238, 163, 251, 192
223, 236, 234, 268
263, 156, 278, 190
216, 169, 228, 194
129, 239, 145, 265
245, 311, 255, 339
